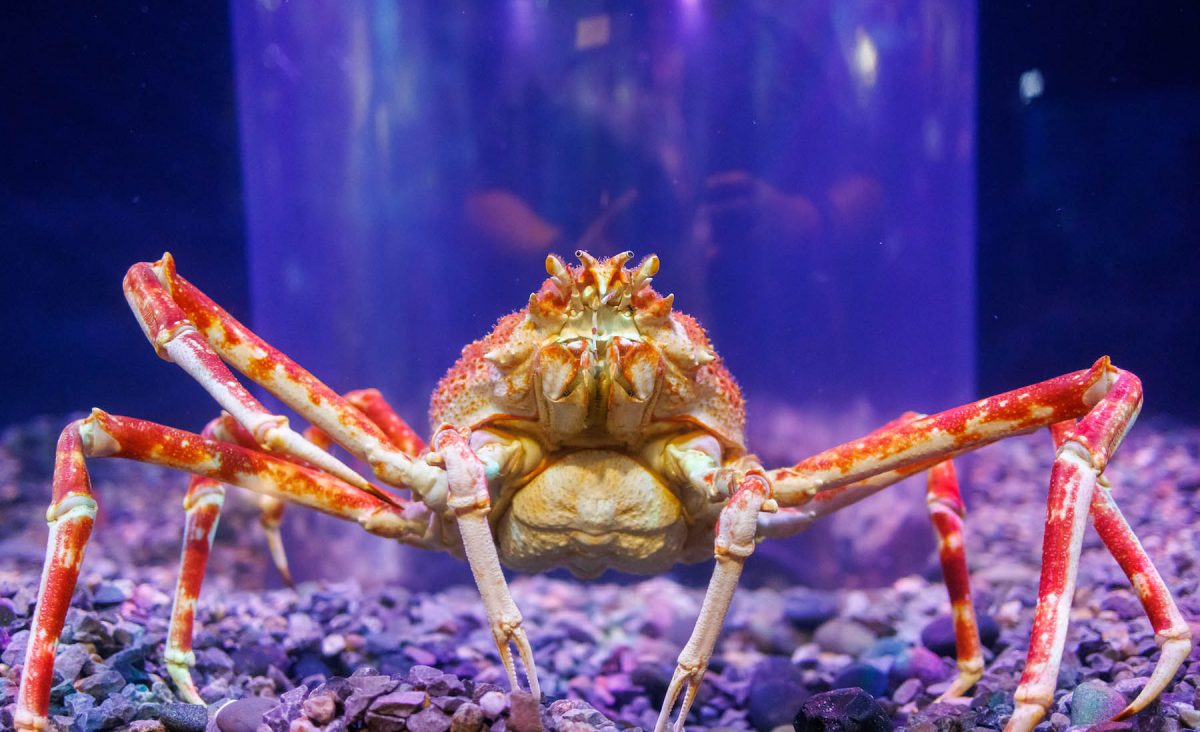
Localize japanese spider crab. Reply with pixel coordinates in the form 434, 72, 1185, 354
14, 251, 1190, 732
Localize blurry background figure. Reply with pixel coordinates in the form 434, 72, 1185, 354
232, 0, 975, 588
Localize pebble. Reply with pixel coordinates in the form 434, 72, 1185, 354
793, 688, 893, 732
748, 656, 809, 731
508, 690, 543, 732
813, 618, 877, 656
888, 646, 951, 687
1071, 680, 1129, 726
783, 589, 840, 631
160, 702, 209, 732
831, 662, 889, 698
372, 689, 429, 716
217, 696, 279, 732
452, 702, 486, 732
409, 707, 453, 732
302, 691, 337, 724
75, 669, 126, 700
892, 677, 922, 705
479, 690, 509, 718
919, 613, 1000, 657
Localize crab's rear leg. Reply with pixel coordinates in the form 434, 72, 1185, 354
1047, 422, 1190, 722
765, 360, 1181, 731
1005, 370, 1145, 731
14, 412, 430, 732
925, 459, 984, 698
165, 393, 426, 701
756, 456, 986, 699
655, 473, 774, 732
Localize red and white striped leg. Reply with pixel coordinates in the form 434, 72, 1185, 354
15, 412, 432, 731
165, 474, 225, 704
655, 473, 774, 732
1048, 422, 1191, 721
769, 359, 1121, 505
1006, 370, 1143, 732
123, 259, 396, 501
925, 460, 984, 699
1092, 483, 1191, 719
344, 388, 426, 457
123, 255, 442, 501
15, 421, 98, 732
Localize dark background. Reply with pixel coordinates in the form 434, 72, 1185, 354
2, 2, 1198, 429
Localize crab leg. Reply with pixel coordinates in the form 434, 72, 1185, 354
123, 259, 398, 501
1003, 370, 1142, 732
165, 475, 225, 704
15, 412, 431, 732
655, 474, 774, 732
1047, 422, 1190, 722
123, 255, 443, 501
925, 460, 984, 699
770, 358, 1119, 505
433, 427, 541, 699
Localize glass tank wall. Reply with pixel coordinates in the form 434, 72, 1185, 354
232, 1, 976, 588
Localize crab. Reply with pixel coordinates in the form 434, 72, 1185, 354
14, 251, 1190, 732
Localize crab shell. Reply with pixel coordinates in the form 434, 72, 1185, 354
427, 252, 747, 577
429, 251, 745, 453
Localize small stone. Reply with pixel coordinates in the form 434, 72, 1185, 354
863, 636, 910, 660
322, 633, 346, 657
365, 711, 407, 732
479, 691, 508, 719
75, 669, 126, 700
892, 678, 922, 705
264, 684, 310, 729
452, 702, 486, 732
831, 663, 888, 697
508, 690, 543, 732
408, 707, 453, 732
813, 619, 877, 656
919, 613, 1000, 657
1177, 704, 1200, 728
1071, 680, 1129, 726
793, 688, 893, 732
373, 689, 429, 716
302, 691, 337, 724
0, 598, 16, 626
1049, 712, 1071, 729
750, 657, 810, 731
93, 580, 132, 606
110, 645, 150, 684
291, 652, 331, 682
216, 697, 279, 732
129, 722, 167, 732
53, 643, 92, 682
888, 646, 951, 687
161, 702, 209, 732
783, 589, 840, 631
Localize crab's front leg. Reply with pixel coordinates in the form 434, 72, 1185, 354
432, 426, 541, 700
655, 472, 775, 732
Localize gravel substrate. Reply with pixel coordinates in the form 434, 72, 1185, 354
0, 414, 1198, 731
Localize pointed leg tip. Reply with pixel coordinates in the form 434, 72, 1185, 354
1111, 705, 1137, 722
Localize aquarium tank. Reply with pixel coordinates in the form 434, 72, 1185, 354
3, 2, 1199, 731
